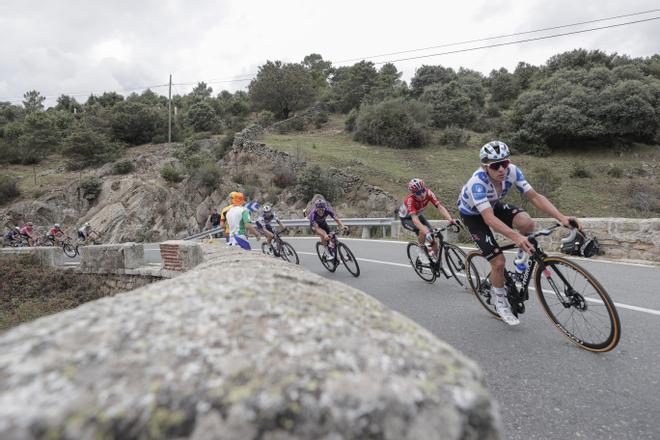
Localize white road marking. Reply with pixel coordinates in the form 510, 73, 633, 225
296, 250, 660, 317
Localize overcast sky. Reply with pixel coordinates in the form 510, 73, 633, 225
1, 0, 659, 106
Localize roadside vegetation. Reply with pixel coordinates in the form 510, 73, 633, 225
0, 48, 657, 216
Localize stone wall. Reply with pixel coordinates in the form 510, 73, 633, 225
0, 244, 501, 439
392, 217, 660, 262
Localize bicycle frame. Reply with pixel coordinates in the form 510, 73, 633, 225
497, 229, 582, 315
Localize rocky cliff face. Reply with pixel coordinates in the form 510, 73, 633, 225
1, 126, 399, 243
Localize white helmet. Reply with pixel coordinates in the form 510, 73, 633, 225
84, 222, 91, 227
263, 204, 272, 213
480, 141, 510, 163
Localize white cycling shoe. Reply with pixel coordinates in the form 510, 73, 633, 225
495, 297, 520, 326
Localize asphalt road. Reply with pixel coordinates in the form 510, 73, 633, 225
136, 238, 660, 439
266, 237, 660, 440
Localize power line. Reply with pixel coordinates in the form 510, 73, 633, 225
375, 15, 660, 65
335, 8, 660, 64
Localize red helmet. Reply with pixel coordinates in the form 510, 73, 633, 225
407, 178, 426, 193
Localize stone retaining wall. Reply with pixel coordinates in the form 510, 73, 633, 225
0, 244, 501, 439
392, 217, 660, 262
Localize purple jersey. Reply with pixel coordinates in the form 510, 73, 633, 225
309, 207, 336, 224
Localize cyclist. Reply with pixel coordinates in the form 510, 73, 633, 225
309, 198, 348, 253
457, 140, 582, 326
220, 192, 239, 242
398, 178, 457, 256
47, 223, 66, 246
78, 222, 98, 244
225, 192, 260, 250
255, 204, 287, 253
3, 227, 20, 246
206, 208, 222, 238
19, 222, 37, 246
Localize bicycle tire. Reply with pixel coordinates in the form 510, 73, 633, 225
280, 242, 299, 265
63, 243, 77, 258
315, 242, 337, 272
261, 242, 274, 256
338, 242, 360, 277
465, 251, 500, 319
406, 242, 436, 283
443, 244, 470, 288
534, 256, 621, 352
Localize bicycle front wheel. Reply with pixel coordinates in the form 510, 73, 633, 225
443, 244, 469, 287
261, 242, 274, 256
406, 242, 436, 283
535, 256, 621, 352
338, 242, 360, 277
280, 241, 299, 265
465, 251, 500, 319
63, 242, 77, 258
315, 242, 337, 272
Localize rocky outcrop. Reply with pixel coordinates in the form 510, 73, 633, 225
1, 128, 400, 243
0, 244, 501, 439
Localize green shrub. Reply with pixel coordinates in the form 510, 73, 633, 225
345, 109, 358, 132
272, 165, 296, 188
625, 182, 659, 213
161, 162, 184, 183
353, 98, 431, 148
112, 160, 135, 175
257, 111, 275, 127
192, 161, 222, 188
63, 127, 123, 170
312, 110, 329, 128
295, 164, 339, 202
0, 175, 20, 205
440, 126, 470, 147
570, 163, 592, 178
606, 166, 623, 178
79, 176, 102, 201
221, 131, 235, 150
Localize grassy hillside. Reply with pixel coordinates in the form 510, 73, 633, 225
264, 115, 659, 219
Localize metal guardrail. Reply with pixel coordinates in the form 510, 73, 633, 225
183, 218, 394, 241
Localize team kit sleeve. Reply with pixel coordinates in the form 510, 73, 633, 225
427, 190, 441, 208
511, 165, 533, 194
468, 181, 493, 213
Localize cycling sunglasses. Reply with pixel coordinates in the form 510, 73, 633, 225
413, 188, 426, 196
487, 159, 510, 171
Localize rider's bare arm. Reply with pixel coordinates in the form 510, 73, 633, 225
435, 203, 456, 224
524, 189, 582, 229
481, 208, 534, 254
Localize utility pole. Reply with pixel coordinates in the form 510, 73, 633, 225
168, 74, 172, 143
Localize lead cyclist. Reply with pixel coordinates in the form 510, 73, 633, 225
457, 140, 582, 326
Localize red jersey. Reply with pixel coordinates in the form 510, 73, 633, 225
398, 190, 441, 217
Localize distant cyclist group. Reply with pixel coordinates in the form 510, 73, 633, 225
3, 221, 100, 250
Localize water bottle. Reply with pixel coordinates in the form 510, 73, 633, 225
514, 249, 529, 280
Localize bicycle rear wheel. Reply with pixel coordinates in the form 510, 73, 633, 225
534, 256, 621, 352
443, 244, 470, 287
338, 242, 360, 277
280, 241, 299, 265
465, 251, 500, 319
406, 242, 436, 283
315, 242, 337, 272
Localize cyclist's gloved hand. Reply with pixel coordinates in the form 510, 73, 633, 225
424, 232, 433, 244
515, 233, 535, 255
563, 216, 583, 231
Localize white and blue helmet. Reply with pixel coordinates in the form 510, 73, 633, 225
480, 141, 510, 163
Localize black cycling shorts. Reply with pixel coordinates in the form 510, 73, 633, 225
400, 214, 432, 235
256, 222, 274, 233
461, 202, 525, 261
311, 220, 331, 235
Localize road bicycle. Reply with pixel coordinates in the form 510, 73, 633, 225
315, 229, 360, 277
261, 228, 299, 264
465, 222, 621, 352
406, 221, 472, 288
71, 231, 103, 257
